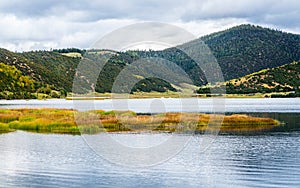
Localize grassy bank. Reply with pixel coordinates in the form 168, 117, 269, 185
66, 91, 300, 100
0, 108, 281, 134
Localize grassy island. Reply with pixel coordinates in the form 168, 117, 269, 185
0, 108, 281, 134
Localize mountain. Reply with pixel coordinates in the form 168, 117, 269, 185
128, 24, 300, 86
0, 49, 177, 97
1, 24, 300, 98
196, 24, 300, 81
198, 61, 300, 97
0, 48, 80, 92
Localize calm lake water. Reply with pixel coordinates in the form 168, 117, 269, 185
0, 98, 300, 187
1, 98, 300, 113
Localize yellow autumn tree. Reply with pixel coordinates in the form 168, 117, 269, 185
0, 62, 35, 99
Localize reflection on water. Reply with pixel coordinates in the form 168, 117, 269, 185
1, 98, 300, 187
247, 113, 300, 131
0, 131, 300, 187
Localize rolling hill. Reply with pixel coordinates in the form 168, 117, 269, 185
0, 24, 300, 98
124, 24, 300, 86
196, 24, 300, 81
0, 48, 79, 92
198, 61, 300, 97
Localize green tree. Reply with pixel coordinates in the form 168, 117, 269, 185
0, 62, 35, 99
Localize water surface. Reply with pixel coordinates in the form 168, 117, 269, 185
1, 98, 300, 113
1, 98, 300, 187
0, 131, 299, 187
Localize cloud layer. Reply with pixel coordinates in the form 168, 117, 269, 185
1, 0, 300, 51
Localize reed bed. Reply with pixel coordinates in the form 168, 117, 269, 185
0, 108, 281, 134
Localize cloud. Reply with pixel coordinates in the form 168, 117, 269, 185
0, 0, 300, 51
180, 0, 300, 28
181, 0, 272, 20
0, 0, 180, 21
0, 12, 136, 51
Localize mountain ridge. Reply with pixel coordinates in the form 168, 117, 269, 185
0, 24, 300, 98
200, 24, 300, 80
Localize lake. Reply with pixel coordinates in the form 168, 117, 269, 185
1, 98, 300, 113
0, 98, 300, 187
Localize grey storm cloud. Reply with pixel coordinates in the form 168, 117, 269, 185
0, 0, 180, 21
0, 0, 300, 51
1, 0, 300, 25
180, 0, 300, 28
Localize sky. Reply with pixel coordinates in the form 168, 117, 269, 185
1, 0, 300, 51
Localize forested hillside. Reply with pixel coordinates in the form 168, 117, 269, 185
110, 24, 300, 86
200, 24, 300, 80
0, 63, 35, 99
0, 48, 79, 93
198, 61, 300, 97
0, 49, 177, 97
0, 24, 300, 98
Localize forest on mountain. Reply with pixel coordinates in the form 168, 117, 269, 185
197, 61, 300, 97
0, 24, 300, 99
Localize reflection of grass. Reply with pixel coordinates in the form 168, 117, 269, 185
0, 108, 281, 134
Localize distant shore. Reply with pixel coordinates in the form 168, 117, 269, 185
1, 90, 298, 101
65, 91, 300, 100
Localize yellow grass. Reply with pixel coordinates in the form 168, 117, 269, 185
0, 108, 281, 134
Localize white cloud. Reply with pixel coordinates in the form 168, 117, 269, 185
0, 12, 136, 51
0, 0, 300, 51
174, 18, 248, 38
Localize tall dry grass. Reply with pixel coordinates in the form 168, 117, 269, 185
0, 108, 281, 134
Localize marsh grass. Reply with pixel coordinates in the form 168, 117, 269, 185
0, 122, 10, 132
0, 108, 282, 134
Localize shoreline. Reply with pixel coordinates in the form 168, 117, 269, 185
1, 91, 299, 101
67, 92, 300, 100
